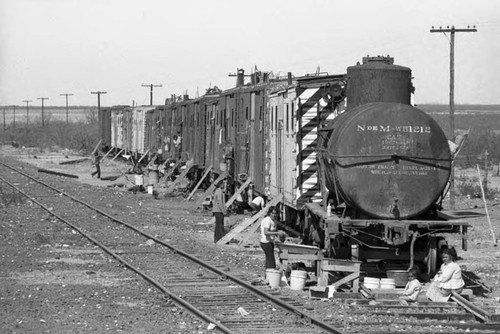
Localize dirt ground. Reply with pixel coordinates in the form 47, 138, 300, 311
1, 145, 500, 333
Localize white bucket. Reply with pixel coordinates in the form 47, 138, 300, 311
363, 277, 380, 289
290, 270, 308, 291
380, 278, 396, 290
147, 185, 154, 194
266, 269, 282, 288
135, 174, 144, 186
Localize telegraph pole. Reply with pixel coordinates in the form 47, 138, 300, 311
23, 100, 32, 125
2, 108, 5, 130
91, 91, 107, 113
13, 105, 16, 128
60, 93, 73, 124
38, 97, 48, 127
430, 25, 477, 210
142, 84, 162, 106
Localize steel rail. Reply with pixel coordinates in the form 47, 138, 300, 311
0, 171, 234, 333
0, 161, 343, 334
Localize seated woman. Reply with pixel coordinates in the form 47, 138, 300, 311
426, 247, 465, 302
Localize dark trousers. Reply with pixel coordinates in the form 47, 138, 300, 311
91, 164, 101, 178
260, 242, 276, 269
213, 212, 225, 243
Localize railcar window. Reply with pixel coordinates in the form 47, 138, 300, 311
246, 106, 249, 121
291, 101, 295, 131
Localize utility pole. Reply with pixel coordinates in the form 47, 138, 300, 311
91, 91, 107, 113
60, 93, 73, 124
2, 108, 5, 130
12, 105, 16, 129
37, 97, 48, 127
430, 25, 477, 210
141, 84, 162, 106
23, 100, 32, 125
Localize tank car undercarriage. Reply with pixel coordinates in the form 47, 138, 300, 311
304, 202, 469, 279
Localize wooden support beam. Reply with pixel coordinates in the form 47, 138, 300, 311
136, 149, 151, 165
107, 148, 125, 165
195, 171, 228, 207
100, 147, 114, 162
225, 178, 253, 208
143, 153, 158, 170
217, 194, 283, 245
186, 165, 212, 201
162, 160, 182, 182
171, 163, 194, 187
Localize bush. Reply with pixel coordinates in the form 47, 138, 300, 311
456, 175, 499, 200
0, 120, 99, 155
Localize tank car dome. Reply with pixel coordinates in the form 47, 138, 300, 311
346, 56, 413, 110
323, 102, 451, 219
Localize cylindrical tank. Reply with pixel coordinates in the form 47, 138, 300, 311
346, 56, 412, 110
323, 102, 451, 219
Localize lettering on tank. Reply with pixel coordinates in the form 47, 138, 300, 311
353, 164, 438, 176
356, 125, 431, 133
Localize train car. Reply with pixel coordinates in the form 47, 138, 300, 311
305, 56, 468, 277
144, 106, 163, 156
110, 106, 132, 151
130, 105, 156, 156
99, 107, 113, 150
97, 56, 468, 278
267, 73, 347, 211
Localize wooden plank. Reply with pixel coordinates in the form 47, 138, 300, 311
38, 168, 79, 179
217, 194, 283, 245
186, 165, 212, 201
59, 158, 90, 165
136, 149, 151, 165
91, 139, 102, 155
477, 164, 497, 245
195, 171, 228, 207
107, 148, 125, 165
162, 160, 182, 182
171, 163, 194, 187
100, 147, 114, 162
143, 153, 157, 170
225, 178, 253, 208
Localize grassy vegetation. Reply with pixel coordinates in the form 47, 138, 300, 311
0, 109, 99, 155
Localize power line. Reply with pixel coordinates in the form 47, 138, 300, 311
37, 97, 48, 127
60, 93, 74, 124
141, 84, 162, 106
431, 25, 477, 210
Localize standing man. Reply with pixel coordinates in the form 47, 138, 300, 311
91, 150, 101, 179
212, 181, 227, 242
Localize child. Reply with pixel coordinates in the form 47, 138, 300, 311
399, 269, 421, 305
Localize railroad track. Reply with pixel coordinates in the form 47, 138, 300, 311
0, 160, 341, 334
2, 158, 499, 334
315, 288, 500, 333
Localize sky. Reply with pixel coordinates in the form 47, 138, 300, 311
1, 0, 499, 107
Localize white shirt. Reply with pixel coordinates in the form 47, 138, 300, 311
260, 216, 276, 243
252, 196, 265, 209
435, 261, 465, 290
